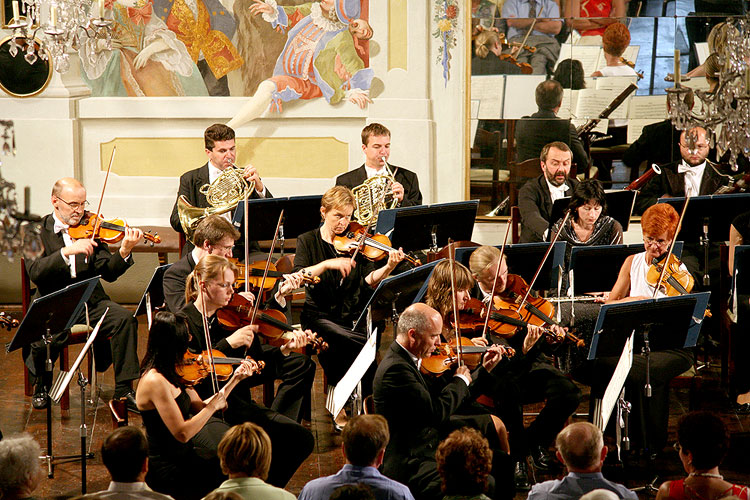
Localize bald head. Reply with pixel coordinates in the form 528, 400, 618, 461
396, 303, 442, 359
52, 177, 84, 198
555, 422, 606, 472
679, 126, 710, 167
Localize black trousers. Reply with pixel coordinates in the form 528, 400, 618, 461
306, 317, 375, 392
253, 345, 316, 422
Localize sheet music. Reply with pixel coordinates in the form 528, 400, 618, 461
327, 330, 378, 418
565, 45, 602, 76
594, 76, 638, 91
471, 75, 505, 119
572, 118, 607, 134
695, 42, 710, 65
502, 75, 546, 118
557, 89, 579, 119
598, 331, 634, 431
575, 89, 630, 120
628, 95, 668, 119
471, 119, 479, 145
627, 118, 663, 143
470, 100, 480, 145
596, 45, 640, 71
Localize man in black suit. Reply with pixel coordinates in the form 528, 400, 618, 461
170, 123, 271, 258
373, 303, 513, 500
336, 123, 422, 208
26, 178, 141, 410
515, 80, 588, 173
519, 141, 579, 242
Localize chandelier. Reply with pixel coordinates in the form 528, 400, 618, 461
6, 0, 112, 73
667, 16, 750, 171
0, 120, 43, 260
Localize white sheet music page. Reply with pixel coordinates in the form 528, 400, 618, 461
471, 75, 505, 119
628, 95, 668, 119
594, 76, 638, 91
595, 45, 640, 71
326, 330, 378, 418
502, 75, 546, 118
627, 119, 663, 143
565, 45, 602, 76
598, 331, 634, 431
575, 89, 630, 121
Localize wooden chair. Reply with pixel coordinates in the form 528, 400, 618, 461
108, 397, 129, 428
21, 258, 93, 412
470, 129, 509, 210
507, 158, 540, 209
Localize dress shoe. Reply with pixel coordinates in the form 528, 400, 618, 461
733, 402, 750, 414
529, 445, 557, 471
32, 385, 49, 410
514, 461, 531, 491
115, 390, 140, 414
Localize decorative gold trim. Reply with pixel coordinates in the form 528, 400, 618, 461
0, 36, 52, 98
464, 0, 471, 202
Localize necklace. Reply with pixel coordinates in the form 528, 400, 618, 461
689, 472, 724, 479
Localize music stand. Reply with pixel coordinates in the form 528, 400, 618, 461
6, 277, 98, 479
376, 201, 479, 253
134, 264, 172, 329
353, 260, 441, 332
550, 190, 637, 232
233, 195, 323, 254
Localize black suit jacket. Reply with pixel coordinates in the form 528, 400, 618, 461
635, 161, 728, 215
515, 109, 589, 173
170, 163, 272, 256
27, 214, 134, 304
162, 252, 196, 313
518, 175, 579, 243
622, 119, 682, 172
336, 165, 423, 208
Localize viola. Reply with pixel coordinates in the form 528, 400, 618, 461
0, 312, 18, 331
497, 53, 533, 74
176, 348, 264, 386
216, 294, 328, 352
421, 337, 516, 375
333, 222, 421, 266
68, 211, 161, 245
492, 274, 557, 328
230, 258, 319, 291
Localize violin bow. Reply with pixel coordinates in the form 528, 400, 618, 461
480, 222, 512, 342
243, 187, 250, 291
197, 284, 221, 396
84, 146, 116, 263
652, 196, 690, 298
517, 210, 571, 314
512, 14, 538, 58
446, 239, 464, 367
245, 209, 284, 357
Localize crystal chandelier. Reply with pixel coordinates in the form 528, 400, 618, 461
667, 16, 750, 171
6, 0, 112, 73
0, 120, 43, 260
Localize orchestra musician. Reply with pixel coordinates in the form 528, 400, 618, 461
471, 30, 523, 75
135, 311, 257, 500
577, 204, 694, 455
335, 123, 423, 208
729, 210, 750, 413
501, 0, 562, 75
163, 214, 315, 423
466, 247, 581, 483
292, 186, 406, 424
26, 177, 141, 411
180, 254, 314, 488
169, 123, 271, 259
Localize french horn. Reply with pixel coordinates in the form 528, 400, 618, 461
351, 157, 398, 226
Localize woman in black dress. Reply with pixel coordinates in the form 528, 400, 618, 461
729, 210, 750, 412
136, 311, 256, 500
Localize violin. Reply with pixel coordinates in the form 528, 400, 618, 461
230, 258, 319, 291
68, 211, 161, 245
421, 337, 516, 375
176, 348, 264, 386
619, 57, 644, 80
646, 254, 711, 318
333, 222, 421, 266
493, 274, 557, 328
216, 294, 329, 352
0, 312, 18, 331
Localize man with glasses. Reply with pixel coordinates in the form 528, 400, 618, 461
25, 177, 142, 411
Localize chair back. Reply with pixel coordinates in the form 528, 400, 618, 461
508, 158, 540, 208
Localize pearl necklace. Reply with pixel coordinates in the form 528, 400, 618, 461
689, 472, 724, 479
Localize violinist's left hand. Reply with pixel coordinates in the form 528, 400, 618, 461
278, 272, 304, 297
481, 345, 506, 372
241, 164, 265, 194
391, 181, 405, 203
238, 291, 256, 306
545, 324, 566, 344
232, 358, 258, 382
280, 329, 311, 355
386, 247, 406, 270
119, 227, 144, 259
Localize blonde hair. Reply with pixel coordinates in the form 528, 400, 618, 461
474, 30, 501, 59
425, 260, 474, 319
217, 422, 272, 480
321, 185, 355, 214
184, 254, 238, 303
468, 246, 503, 280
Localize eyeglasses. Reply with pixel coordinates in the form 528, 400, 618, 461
644, 236, 669, 246
55, 197, 89, 210
209, 281, 233, 290
210, 244, 234, 252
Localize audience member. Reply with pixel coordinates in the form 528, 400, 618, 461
299, 414, 413, 500
580, 490, 621, 500
565, 0, 626, 43
656, 412, 749, 500
436, 428, 493, 500
202, 493, 243, 500
330, 484, 376, 500
527, 422, 637, 500
0, 434, 43, 500
208, 422, 295, 500
77, 427, 174, 500
501, 0, 562, 75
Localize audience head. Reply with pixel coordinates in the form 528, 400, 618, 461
425, 260, 474, 319
554, 59, 586, 90
140, 311, 190, 387
193, 215, 241, 259
330, 484, 376, 500
101, 427, 149, 483
580, 489, 620, 500
555, 422, 607, 473
342, 415, 390, 467
540, 141, 573, 187
676, 411, 729, 472
217, 422, 273, 480
0, 434, 43, 500
535, 80, 564, 111
474, 29, 502, 59
185, 254, 238, 304
436, 428, 493, 496
679, 126, 709, 167
568, 179, 607, 225
602, 22, 630, 57
469, 245, 508, 295
396, 303, 443, 359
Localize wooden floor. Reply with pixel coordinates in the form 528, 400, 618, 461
1, 309, 749, 500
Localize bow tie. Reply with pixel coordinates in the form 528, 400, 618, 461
53, 221, 69, 234
677, 162, 698, 174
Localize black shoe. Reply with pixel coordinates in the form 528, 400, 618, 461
32, 385, 49, 410
117, 391, 140, 414
732, 402, 750, 414
529, 445, 556, 471
514, 461, 531, 491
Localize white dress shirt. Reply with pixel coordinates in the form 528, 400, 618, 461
678, 160, 706, 197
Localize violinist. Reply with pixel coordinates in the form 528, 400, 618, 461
25, 177, 141, 412
472, 30, 523, 75
181, 254, 314, 488
164, 214, 316, 423
135, 311, 257, 499
585, 204, 693, 454
293, 186, 406, 426
466, 247, 581, 484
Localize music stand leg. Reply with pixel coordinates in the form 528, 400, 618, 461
77, 371, 88, 494
642, 331, 652, 399
41, 328, 54, 478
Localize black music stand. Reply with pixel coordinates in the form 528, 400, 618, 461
375, 201, 479, 253
354, 260, 440, 332
233, 195, 323, 254
6, 277, 98, 479
550, 190, 637, 232
134, 264, 172, 327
